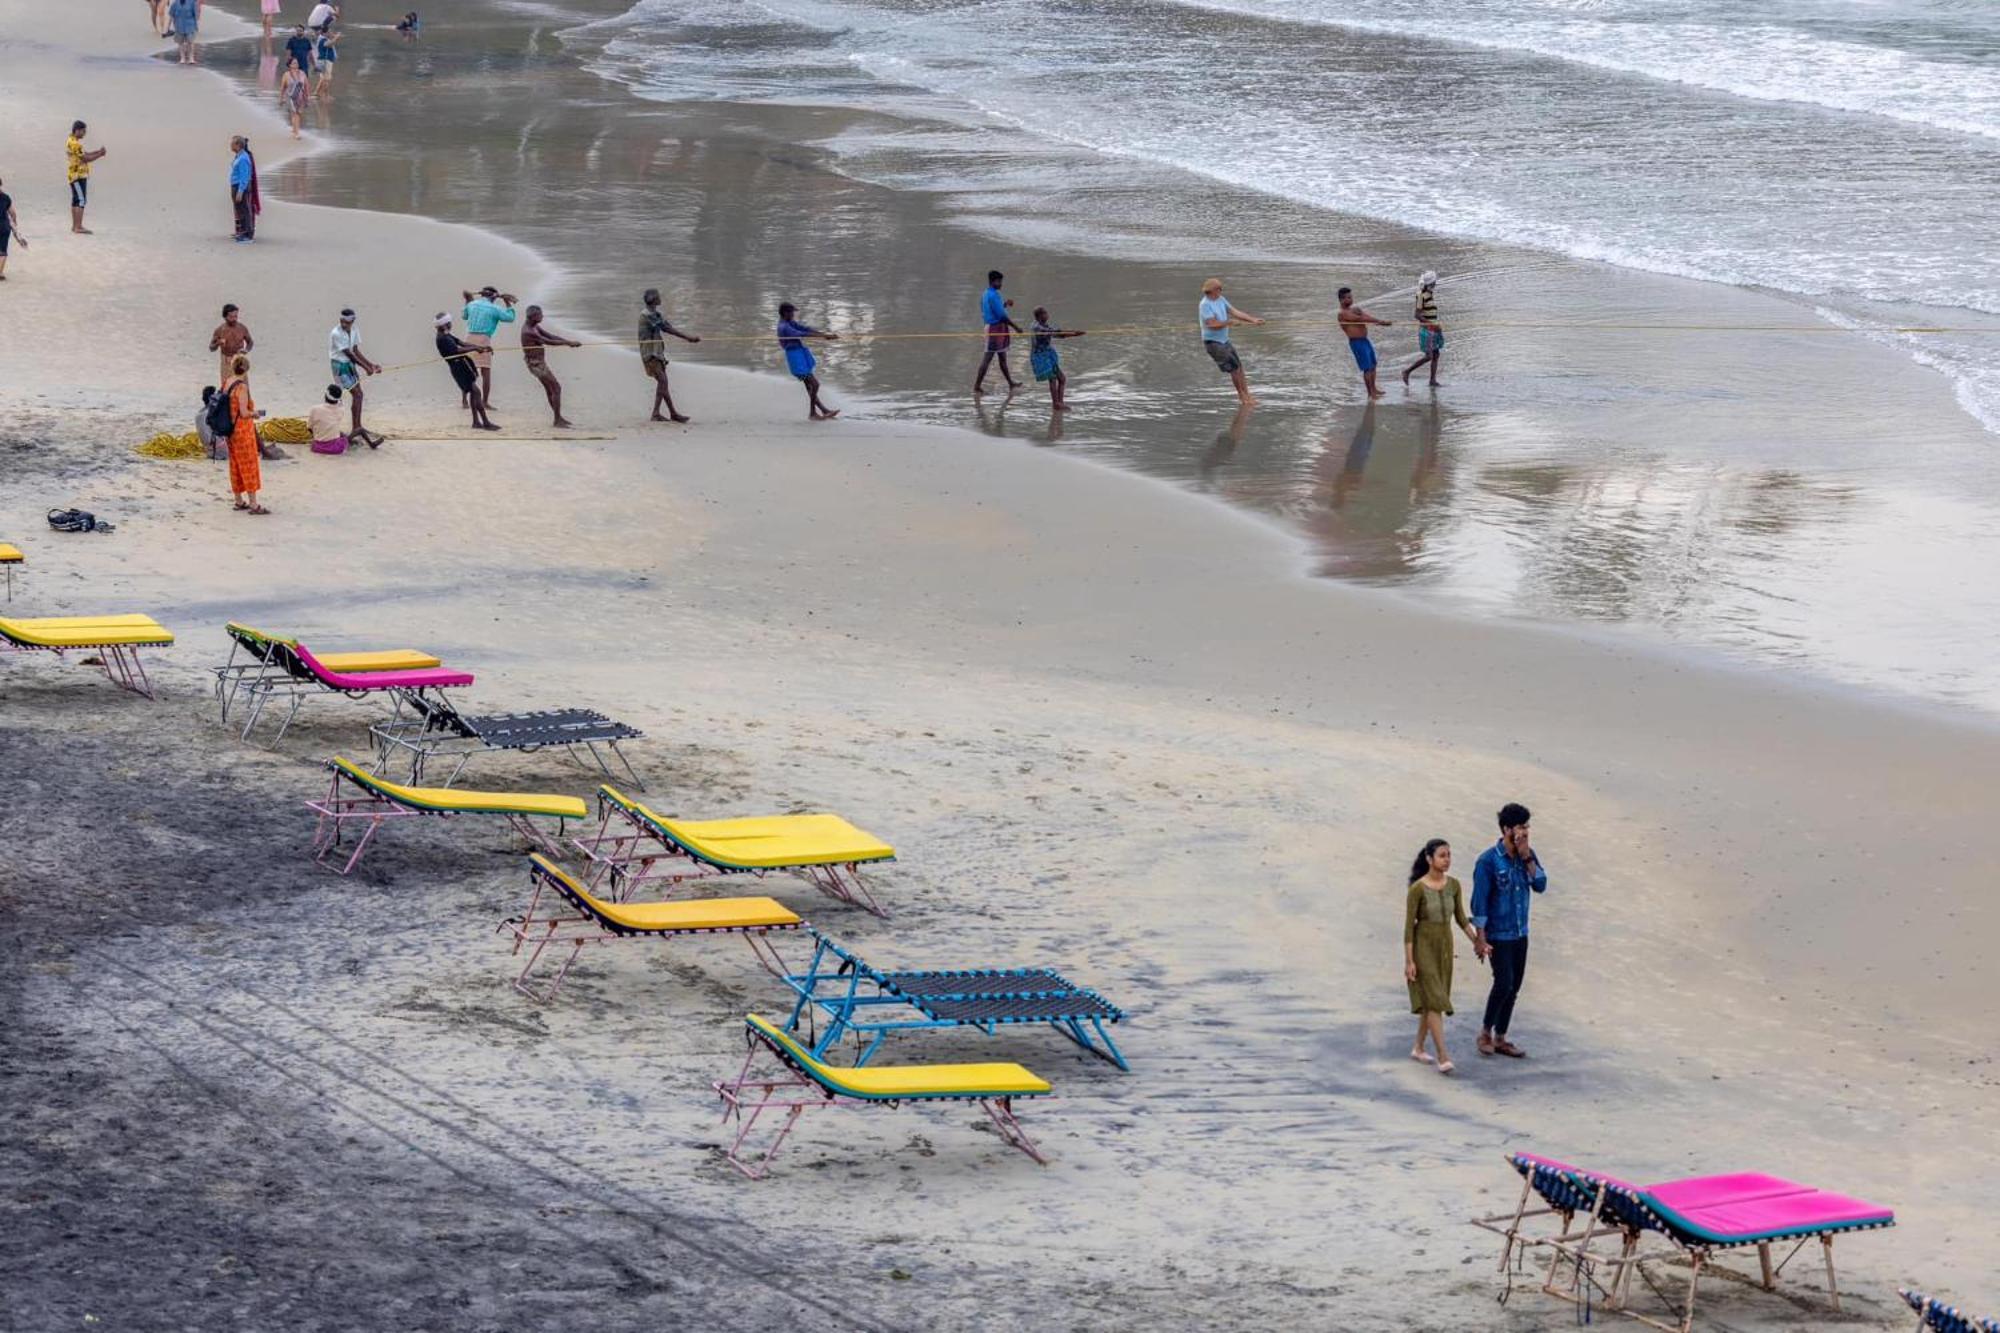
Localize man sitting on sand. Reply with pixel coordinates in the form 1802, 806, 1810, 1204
1199, 277, 1265, 407
436, 313, 500, 432
308, 385, 349, 455
521, 305, 582, 429
1336, 286, 1393, 400
638, 288, 699, 424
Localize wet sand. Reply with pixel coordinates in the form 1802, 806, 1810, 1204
3, 5, 2000, 1331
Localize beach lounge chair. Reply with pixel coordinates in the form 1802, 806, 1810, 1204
237, 636, 472, 744
1902, 1289, 2000, 1333
712, 1013, 1052, 1179
370, 694, 644, 788
572, 784, 893, 916
1470, 1152, 1645, 1307
305, 756, 589, 875
502, 853, 800, 1002
1553, 1165, 1895, 1332
0, 542, 21, 600
780, 927, 1127, 1069
214, 621, 442, 725
0, 612, 173, 697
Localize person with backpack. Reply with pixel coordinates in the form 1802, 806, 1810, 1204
215, 355, 270, 514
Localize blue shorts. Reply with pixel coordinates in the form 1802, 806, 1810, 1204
69, 179, 88, 209
1419, 326, 1444, 355
1348, 337, 1376, 373
784, 346, 816, 379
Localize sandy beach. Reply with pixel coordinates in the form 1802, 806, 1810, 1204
4, 5, 2000, 1331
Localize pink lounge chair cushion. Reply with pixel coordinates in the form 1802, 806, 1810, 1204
1669, 1188, 1894, 1242
1646, 1173, 1814, 1211
295, 643, 473, 690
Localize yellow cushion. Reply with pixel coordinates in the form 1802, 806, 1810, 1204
332, 757, 586, 819
0, 544, 22, 563
747, 1014, 1051, 1099
664, 812, 894, 868
317, 649, 444, 672
0, 615, 173, 647
528, 853, 801, 933
11, 614, 164, 628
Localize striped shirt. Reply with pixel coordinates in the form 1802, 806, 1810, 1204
1416, 288, 1440, 324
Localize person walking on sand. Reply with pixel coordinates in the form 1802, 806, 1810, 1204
973, 270, 1022, 397
638, 288, 698, 423
66, 122, 105, 235
1402, 270, 1444, 387
0, 177, 26, 281
282, 58, 310, 139
521, 305, 581, 428
1028, 306, 1085, 413
1337, 286, 1393, 400
169, 0, 200, 64
222, 356, 270, 514
1470, 802, 1548, 1059
315, 26, 339, 98
436, 313, 501, 431
1404, 838, 1487, 1075
260, 0, 281, 40
776, 302, 840, 420
306, 1, 337, 34
329, 307, 384, 447
1199, 277, 1265, 407
209, 303, 253, 382
227, 136, 256, 242
461, 286, 517, 410
283, 25, 316, 83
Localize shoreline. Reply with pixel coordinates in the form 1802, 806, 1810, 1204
5, 7, 2000, 1329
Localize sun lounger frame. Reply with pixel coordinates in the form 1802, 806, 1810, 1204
1469, 1153, 1640, 1310
0, 543, 20, 601
371, 695, 644, 789
779, 928, 1128, 1069
0, 618, 166, 698
502, 854, 795, 1003
712, 1016, 1049, 1180
1552, 1170, 1894, 1333
571, 785, 888, 917
304, 759, 582, 875
1902, 1288, 2000, 1333
233, 638, 466, 744
215, 623, 438, 725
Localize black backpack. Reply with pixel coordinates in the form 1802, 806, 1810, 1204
206, 387, 236, 439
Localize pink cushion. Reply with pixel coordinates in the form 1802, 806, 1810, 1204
1672, 1189, 1894, 1242
293, 643, 472, 690
1646, 1173, 1813, 1211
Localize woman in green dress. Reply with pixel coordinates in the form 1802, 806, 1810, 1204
1404, 838, 1485, 1073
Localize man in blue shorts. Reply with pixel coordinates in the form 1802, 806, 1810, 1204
1336, 286, 1393, 400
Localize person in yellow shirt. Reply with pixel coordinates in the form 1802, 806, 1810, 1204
66, 120, 106, 234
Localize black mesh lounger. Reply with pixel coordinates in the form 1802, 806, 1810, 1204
370, 694, 646, 788
780, 929, 1129, 1069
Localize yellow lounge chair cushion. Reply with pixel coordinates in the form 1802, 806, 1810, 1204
332, 757, 587, 820
600, 786, 894, 868
230, 622, 440, 672
12, 614, 164, 628
528, 853, 801, 933
0, 615, 174, 647
0, 544, 22, 563
747, 1014, 1051, 1099
317, 649, 443, 672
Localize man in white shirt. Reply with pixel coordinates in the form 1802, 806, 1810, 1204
328, 308, 384, 446
307, 2, 337, 33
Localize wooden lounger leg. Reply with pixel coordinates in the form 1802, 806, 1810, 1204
980, 1097, 1047, 1165
1680, 1252, 1704, 1333
1495, 1174, 1535, 1272
1821, 1235, 1840, 1311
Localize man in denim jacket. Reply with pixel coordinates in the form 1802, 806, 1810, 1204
1470, 802, 1547, 1058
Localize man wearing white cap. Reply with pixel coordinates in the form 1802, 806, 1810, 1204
1402, 270, 1445, 388
435, 312, 500, 431
329, 307, 385, 446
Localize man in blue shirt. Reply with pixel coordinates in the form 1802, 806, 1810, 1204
1469, 801, 1548, 1058
1199, 277, 1265, 406
776, 302, 840, 420
461, 285, 518, 411
973, 269, 1022, 397
228, 136, 254, 243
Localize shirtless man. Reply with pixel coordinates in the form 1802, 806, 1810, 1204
1336, 286, 1393, 400
520, 305, 581, 428
638, 287, 699, 423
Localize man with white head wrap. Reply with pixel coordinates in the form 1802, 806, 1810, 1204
435, 311, 501, 431
1402, 270, 1445, 387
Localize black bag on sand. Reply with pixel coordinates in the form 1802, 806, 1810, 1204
47, 508, 113, 534
206, 388, 235, 440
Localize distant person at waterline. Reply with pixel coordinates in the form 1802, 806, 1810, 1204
1029, 305, 1085, 413
638, 287, 699, 423
1402, 270, 1444, 388
396, 11, 422, 39
776, 302, 841, 420
1336, 286, 1393, 401
1198, 277, 1264, 407
974, 269, 1022, 397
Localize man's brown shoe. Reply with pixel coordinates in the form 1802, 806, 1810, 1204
1495, 1039, 1527, 1058
1476, 1032, 1495, 1056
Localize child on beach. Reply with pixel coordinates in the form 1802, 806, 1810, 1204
775, 302, 840, 420
1028, 307, 1085, 412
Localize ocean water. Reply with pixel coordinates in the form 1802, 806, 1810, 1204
577, 0, 2000, 431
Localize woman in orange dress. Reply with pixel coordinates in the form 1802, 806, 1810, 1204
224, 354, 269, 514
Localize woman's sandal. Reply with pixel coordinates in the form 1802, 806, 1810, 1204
232, 501, 249, 510
1408, 1050, 1435, 1065
247, 505, 271, 516
1437, 1060, 1456, 1075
